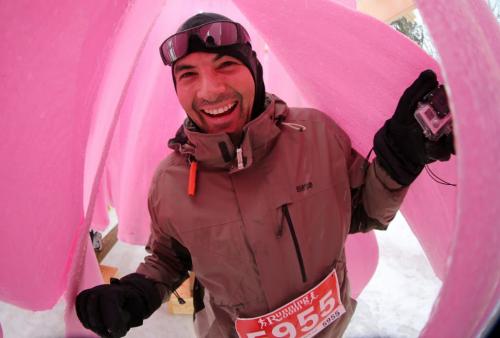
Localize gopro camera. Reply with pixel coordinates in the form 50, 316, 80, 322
414, 85, 452, 141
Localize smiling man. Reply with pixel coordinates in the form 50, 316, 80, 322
76, 12, 454, 338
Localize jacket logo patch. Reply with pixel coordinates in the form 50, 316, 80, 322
296, 182, 313, 192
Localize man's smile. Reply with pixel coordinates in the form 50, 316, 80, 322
200, 101, 238, 118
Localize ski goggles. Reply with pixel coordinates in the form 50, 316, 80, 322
159, 20, 251, 66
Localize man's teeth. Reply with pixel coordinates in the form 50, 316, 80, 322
204, 102, 235, 115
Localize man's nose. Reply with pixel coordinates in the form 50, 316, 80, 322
197, 72, 225, 101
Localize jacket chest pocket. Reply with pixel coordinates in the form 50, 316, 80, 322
276, 185, 349, 285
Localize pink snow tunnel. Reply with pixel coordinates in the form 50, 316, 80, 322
1, 0, 498, 337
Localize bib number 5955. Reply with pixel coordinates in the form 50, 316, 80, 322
236, 270, 345, 338
243, 289, 341, 338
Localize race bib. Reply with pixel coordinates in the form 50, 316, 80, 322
235, 269, 345, 338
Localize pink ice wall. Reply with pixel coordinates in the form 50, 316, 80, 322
416, 0, 500, 336
1, 0, 498, 337
0, 0, 129, 310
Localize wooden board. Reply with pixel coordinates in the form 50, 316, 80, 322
99, 264, 118, 284
167, 274, 195, 315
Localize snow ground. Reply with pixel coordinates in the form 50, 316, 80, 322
344, 213, 442, 338
0, 212, 441, 338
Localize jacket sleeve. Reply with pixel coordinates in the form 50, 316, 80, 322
348, 151, 408, 234
325, 113, 408, 234
136, 172, 192, 301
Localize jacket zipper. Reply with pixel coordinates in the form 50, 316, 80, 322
281, 204, 307, 283
236, 147, 244, 169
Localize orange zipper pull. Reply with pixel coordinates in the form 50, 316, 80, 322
188, 160, 198, 197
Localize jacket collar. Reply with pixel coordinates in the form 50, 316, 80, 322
168, 94, 288, 172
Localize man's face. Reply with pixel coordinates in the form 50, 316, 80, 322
173, 52, 255, 140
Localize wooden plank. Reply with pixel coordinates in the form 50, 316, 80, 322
167, 274, 195, 315
95, 225, 118, 263
167, 297, 194, 315
99, 264, 119, 284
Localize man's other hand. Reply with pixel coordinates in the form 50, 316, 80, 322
373, 69, 455, 186
75, 273, 161, 338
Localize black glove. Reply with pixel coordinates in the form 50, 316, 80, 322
75, 273, 162, 338
374, 69, 455, 186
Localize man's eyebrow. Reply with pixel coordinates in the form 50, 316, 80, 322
213, 53, 225, 61
213, 53, 241, 63
174, 63, 195, 74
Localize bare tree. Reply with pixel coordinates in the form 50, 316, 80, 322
390, 16, 424, 47
390, 15, 438, 58
390, 0, 498, 59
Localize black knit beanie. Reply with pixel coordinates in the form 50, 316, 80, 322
169, 13, 266, 120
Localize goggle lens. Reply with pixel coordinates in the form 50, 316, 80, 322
197, 22, 237, 46
160, 21, 250, 66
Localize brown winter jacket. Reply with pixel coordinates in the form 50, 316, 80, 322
137, 94, 408, 337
